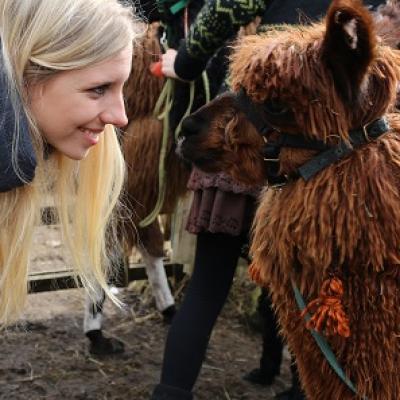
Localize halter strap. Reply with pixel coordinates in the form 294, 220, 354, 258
297, 117, 390, 180
234, 89, 390, 182
234, 88, 272, 136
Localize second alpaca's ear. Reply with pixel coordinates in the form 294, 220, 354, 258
321, 0, 376, 103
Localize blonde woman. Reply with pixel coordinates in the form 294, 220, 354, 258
0, 0, 140, 327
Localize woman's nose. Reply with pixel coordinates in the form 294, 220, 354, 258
101, 94, 128, 128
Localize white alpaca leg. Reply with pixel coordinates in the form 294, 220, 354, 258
83, 285, 106, 333
139, 247, 175, 312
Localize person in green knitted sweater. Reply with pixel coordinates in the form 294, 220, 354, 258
162, 0, 267, 81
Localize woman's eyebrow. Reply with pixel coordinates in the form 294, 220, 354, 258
86, 80, 113, 87
87, 76, 130, 86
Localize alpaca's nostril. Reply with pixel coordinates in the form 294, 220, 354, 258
181, 115, 203, 137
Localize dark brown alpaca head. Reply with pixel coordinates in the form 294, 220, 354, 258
178, 0, 400, 186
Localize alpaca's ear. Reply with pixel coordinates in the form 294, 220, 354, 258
322, 0, 376, 103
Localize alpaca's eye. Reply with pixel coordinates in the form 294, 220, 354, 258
264, 99, 289, 115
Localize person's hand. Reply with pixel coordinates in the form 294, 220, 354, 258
161, 49, 179, 79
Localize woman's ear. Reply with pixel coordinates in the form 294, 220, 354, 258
322, 0, 376, 103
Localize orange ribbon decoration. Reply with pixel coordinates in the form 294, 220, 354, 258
301, 277, 350, 338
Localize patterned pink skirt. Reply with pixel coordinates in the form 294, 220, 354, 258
185, 168, 261, 236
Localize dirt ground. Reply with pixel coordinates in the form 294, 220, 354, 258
0, 226, 292, 400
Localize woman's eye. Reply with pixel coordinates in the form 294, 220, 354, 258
90, 84, 109, 96
264, 99, 289, 115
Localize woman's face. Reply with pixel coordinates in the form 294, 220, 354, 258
29, 46, 133, 160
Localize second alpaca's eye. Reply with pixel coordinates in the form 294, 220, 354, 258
264, 99, 289, 115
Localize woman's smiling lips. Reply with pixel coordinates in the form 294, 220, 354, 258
79, 127, 103, 145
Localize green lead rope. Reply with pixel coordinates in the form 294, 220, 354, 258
139, 79, 174, 228
174, 81, 195, 141
291, 280, 367, 400
139, 66, 211, 227
139, 71, 211, 227
173, 71, 210, 140
202, 71, 211, 104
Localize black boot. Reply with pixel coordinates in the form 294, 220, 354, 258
161, 305, 177, 324
86, 329, 124, 356
243, 366, 279, 385
150, 384, 193, 400
275, 362, 306, 400
243, 288, 283, 386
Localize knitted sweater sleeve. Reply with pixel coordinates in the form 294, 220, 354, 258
174, 0, 268, 81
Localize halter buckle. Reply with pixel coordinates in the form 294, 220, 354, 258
269, 179, 288, 190
160, 30, 167, 49
264, 158, 280, 162
362, 120, 374, 142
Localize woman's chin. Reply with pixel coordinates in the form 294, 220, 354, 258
57, 146, 91, 161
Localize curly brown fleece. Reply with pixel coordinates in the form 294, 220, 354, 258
122, 22, 189, 255
375, 0, 400, 49
179, 1, 400, 398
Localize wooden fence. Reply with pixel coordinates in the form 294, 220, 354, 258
27, 207, 184, 294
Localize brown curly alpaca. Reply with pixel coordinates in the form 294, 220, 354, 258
124, 23, 164, 121
122, 22, 189, 255
375, 0, 400, 49
122, 19, 260, 254
178, 1, 400, 398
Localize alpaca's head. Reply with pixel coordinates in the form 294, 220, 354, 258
177, 93, 266, 186
178, 0, 400, 186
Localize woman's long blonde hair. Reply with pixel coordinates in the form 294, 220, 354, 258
0, 0, 141, 326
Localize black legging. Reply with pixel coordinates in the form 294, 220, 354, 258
160, 231, 245, 391
258, 287, 284, 375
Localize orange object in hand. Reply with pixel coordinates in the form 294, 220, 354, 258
150, 61, 164, 78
